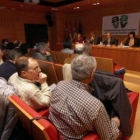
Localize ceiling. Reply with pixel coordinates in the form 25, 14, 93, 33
0, 0, 140, 13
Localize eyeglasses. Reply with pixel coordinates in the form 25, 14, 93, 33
28, 66, 40, 72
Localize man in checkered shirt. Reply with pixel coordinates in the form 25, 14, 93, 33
49, 54, 120, 140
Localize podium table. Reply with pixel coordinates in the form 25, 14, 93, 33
54, 43, 140, 72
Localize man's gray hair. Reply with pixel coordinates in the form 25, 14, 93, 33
74, 43, 85, 54
71, 54, 97, 81
36, 42, 46, 52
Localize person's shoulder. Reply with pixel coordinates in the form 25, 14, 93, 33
9, 72, 18, 79
8, 72, 18, 84
56, 80, 70, 88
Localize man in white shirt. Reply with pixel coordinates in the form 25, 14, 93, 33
9, 57, 51, 110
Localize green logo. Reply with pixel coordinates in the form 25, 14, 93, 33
112, 16, 119, 28
112, 15, 128, 28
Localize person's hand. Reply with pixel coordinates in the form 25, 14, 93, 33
35, 73, 47, 84
46, 51, 50, 56
111, 117, 120, 128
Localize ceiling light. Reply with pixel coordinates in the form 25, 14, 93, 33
92, 2, 100, 6
92, 3, 97, 5
73, 7, 80, 10
52, 8, 59, 11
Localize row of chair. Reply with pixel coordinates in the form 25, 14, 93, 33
50, 50, 124, 79
37, 59, 63, 86
7, 58, 139, 140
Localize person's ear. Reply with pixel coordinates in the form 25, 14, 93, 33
21, 70, 27, 78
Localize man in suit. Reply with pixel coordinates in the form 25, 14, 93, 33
0, 49, 21, 81
32, 42, 54, 62
89, 31, 100, 45
103, 32, 118, 46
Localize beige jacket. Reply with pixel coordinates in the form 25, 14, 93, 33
62, 63, 72, 82
9, 72, 51, 110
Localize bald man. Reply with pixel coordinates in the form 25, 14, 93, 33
63, 43, 91, 81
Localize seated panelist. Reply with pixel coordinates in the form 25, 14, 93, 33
102, 32, 118, 46
123, 31, 140, 47
74, 33, 83, 43
89, 31, 100, 45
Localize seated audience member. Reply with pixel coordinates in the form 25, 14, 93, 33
0, 45, 5, 65
0, 77, 18, 140
89, 31, 100, 45
123, 31, 139, 47
19, 43, 30, 56
32, 42, 53, 62
9, 57, 51, 110
63, 43, 91, 81
103, 32, 118, 46
1, 39, 9, 49
74, 33, 83, 43
49, 54, 120, 140
61, 38, 73, 54
64, 43, 85, 64
6, 42, 14, 51
13, 40, 22, 48
44, 40, 51, 51
0, 49, 21, 81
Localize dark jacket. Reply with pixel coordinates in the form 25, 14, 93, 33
103, 37, 118, 46
89, 70, 132, 136
0, 60, 16, 81
32, 52, 54, 62
124, 38, 140, 47
89, 36, 100, 45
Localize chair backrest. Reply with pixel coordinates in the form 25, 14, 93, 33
54, 63, 63, 81
49, 51, 57, 63
95, 57, 114, 73
37, 59, 58, 85
8, 95, 62, 140
2, 51, 9, 62
55, 51, 70, 64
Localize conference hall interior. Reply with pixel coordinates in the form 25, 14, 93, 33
0, 0, 140, 140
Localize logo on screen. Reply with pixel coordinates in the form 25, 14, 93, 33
112, 15, 128, 28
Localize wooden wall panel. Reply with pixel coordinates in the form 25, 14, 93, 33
0, 9, 48, 45
54, 3, 140, 44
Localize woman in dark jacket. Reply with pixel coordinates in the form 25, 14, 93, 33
124, 31, 140, 47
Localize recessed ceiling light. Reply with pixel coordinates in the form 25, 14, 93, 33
52, 8, 59, 11
92, 2, 100, 5
92, 3, 97, 5
73, 7, 80, 10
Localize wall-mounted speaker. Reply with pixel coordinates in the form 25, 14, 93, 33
45, 14, 53, 27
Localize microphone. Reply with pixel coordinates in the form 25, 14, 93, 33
121, 37, 128, 44
102, 38, 108, 44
